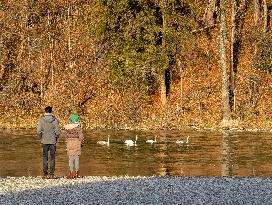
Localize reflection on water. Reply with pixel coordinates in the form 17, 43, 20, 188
0, 129, 272, 177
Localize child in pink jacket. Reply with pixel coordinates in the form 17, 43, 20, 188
64, 114, 84, 179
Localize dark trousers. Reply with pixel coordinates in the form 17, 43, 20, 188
42, 144, 56, 175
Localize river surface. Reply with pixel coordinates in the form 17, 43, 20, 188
1, 129, 272, 177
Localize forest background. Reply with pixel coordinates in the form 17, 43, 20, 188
1, 0, 272, 130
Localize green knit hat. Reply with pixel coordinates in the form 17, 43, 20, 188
70, 114, 79, 123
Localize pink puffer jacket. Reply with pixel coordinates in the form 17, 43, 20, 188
64, 123, 84, 156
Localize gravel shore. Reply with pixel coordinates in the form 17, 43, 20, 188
1, 176, 272, 205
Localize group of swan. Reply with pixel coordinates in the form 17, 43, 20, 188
97, 135, 190, 146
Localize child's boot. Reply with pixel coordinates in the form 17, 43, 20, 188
75, 171, 79, 179
67, 171, 73, 179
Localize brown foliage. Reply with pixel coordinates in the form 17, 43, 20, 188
1, 0, 272, 130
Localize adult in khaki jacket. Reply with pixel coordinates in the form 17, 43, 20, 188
63, 114, 84, 179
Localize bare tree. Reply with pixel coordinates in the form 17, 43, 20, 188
219, 0, 231, 122
40, 55, 44, 101
47, 10, 54, 87
0, 36, 2, 67
230, 0, 237, 112
263, 0, 268, 34
254, 0, 261, 55
177, 59, 183, 108
160, 0, 168, 106
203, 0, 217, 27
254, 0, 261, 24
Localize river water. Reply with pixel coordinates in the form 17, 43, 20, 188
1, 129, 272, 177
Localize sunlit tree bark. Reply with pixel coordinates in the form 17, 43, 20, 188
263, 0, 268, 34
254, 0, 261, 55
230, 0, 237, 112
0, 36, 2, 67
177, 59, 183, 107
203, 0, 217, 27
254, 0, 260, 25
219, 0, 231, 122
40, 56, 43, 101
160, 0, 168, 106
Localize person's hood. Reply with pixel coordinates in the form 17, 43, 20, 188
43, 113, 56, 123
64, 123, 80, 130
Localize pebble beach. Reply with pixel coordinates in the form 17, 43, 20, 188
1, 176, 272, 205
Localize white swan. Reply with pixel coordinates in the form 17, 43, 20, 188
146, 136, 157, 144
125, 135, 137, 146
176, 136, 190, 144
97, 136, 110, 146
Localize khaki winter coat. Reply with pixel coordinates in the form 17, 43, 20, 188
64, 123, 84, 156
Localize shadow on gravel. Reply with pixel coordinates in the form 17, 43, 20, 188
1, 177, 272, 205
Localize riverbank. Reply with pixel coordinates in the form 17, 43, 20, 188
1, 176, 272, 204
1, 120, 272, 133
1, 102, 272, 131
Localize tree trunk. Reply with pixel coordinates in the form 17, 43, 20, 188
160, 0, 168, 106
263, 0, 268, 34
50, 38, 54, 87
254, 0, 260, 25
47, 10, 54, 87
17, 2, 27, 74
230, 0, 236, 112
68, 5, 77, 112
40, 56, 43, 102
178, 60, 183, 107
160, 74, 167, 105
68, 6, 72, 70
203, 0, 217, 27
254, 0, 261, 55
219, 0, 231, 122
0, 36, 2, 66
